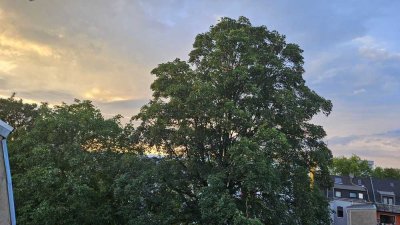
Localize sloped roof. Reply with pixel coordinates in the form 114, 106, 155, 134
334, 184, 366, 191
0, 120, 13, 138
347, 203, 376, 210
332, 175, 400, 205
377, 191, 395, 196
366, 177, 400, 204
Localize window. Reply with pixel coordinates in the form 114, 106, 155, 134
358, 193, 364, 199
380, 215, 395, 224
335, 177, 343, 184
335, 191, 342, 198
349, 192, 357, 198
337, 206, 343, 218
382, 196, 394, 205
357, 179, 362, 185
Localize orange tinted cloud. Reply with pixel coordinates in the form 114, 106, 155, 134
0, 34, 57, 58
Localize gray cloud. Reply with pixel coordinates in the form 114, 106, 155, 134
16, 90, 75, 103
93, 98, 149, 124
328, 129, 400, 168
0, 75, 7, 89
96, 98, 149, 110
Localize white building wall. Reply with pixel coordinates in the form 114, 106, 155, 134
330, 200, 353, 225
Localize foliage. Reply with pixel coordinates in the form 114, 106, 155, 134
0, 93, 40, 139
135, 16, 333, 224
113, 157, 190, 225
331, 155, 400, 180
331, 155, 372, 177
373, 167, 400, 180
6, 99, 136, 225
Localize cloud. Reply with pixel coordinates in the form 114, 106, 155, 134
0, 34, 58, 58
16, 90, 75, 103
329, 129, 400, 168
353, 36, 400, 61
0, 2, 155, 109
96, 98, 149, 110
94, 98, 149, 123
353, 88, 366, 95
0, 60, 16, 73
0, 76, 6, 89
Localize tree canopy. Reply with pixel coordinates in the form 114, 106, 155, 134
135, 16, 333, 224
0, 93, 40, 139
8, 99, 135, 225
331, 155, 400, 180
331, 155, 372, 177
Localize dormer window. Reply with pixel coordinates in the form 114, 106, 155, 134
378, 191, 395, 205
358, 193, 364, 199
357, 179, 362, 185
335, 177, 343, 184
382, 196, 394, 205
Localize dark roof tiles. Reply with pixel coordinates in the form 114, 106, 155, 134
332, 175, 400, 205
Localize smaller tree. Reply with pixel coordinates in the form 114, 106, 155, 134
331, 155, 400, 180
9, 99, 135, 225
331, 155, 372, 177
373, 167, 400, 180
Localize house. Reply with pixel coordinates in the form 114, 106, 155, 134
328, 175, 400, 225
327, 175, 376, 225
363, 177, 400, 225
0, 119, 16, 225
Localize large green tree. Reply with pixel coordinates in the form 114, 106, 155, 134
136, 17, 333, 224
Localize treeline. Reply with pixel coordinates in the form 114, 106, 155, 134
331, 155, 400, 179
3, 95, 398, 225
1, 94, 329, 225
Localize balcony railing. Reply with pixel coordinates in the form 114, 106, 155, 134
376, 203, 400, 214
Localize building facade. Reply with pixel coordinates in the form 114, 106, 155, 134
328, 175, 400, 225
367, 178, 400, 225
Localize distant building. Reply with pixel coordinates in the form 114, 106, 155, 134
327, 175, 400, 225
368, 161, 375, 170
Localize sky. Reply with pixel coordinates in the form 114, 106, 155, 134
0, 0, 399, 167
